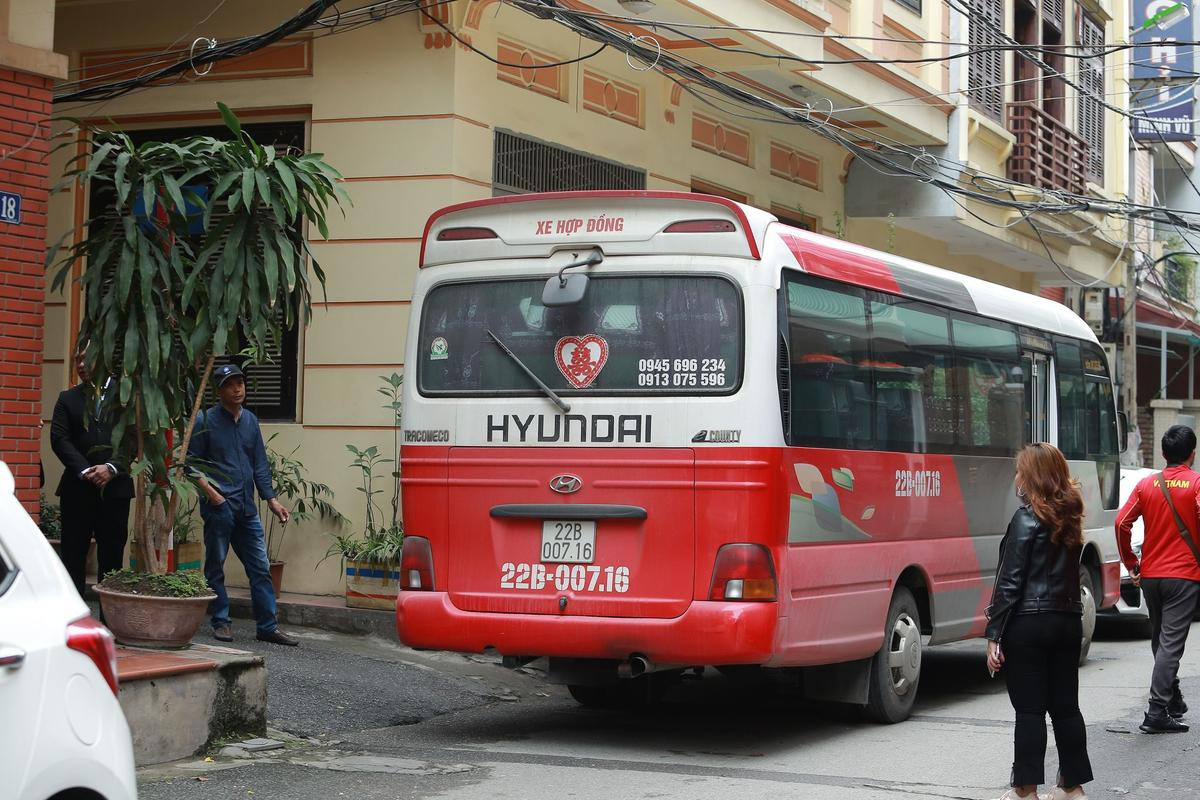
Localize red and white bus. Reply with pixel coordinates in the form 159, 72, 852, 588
396, 191, 1123, 722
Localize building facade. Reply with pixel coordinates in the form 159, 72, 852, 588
1, 0, 64, 516
43, 0, 1134, 595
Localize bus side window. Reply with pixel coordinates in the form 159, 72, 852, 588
869, 298, 956, 453
1081, 341, 1120, 509
1054, 340, 1087, 460
784, 274, 873, 449
951, 318, 1023, 455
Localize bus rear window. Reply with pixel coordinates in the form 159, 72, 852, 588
418, 276, 742, 395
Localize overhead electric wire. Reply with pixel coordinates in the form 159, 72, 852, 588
53, 0, 443, 103
502, 0, 1200, 239
508, 0, 1200, 54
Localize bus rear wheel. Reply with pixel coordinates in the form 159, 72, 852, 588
864, 586, 922, 724
1079, 566, 1097, 666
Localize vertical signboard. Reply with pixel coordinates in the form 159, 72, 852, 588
1132, 0, 1196, 140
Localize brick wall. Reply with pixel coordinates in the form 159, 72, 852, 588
0, 67, 53, 518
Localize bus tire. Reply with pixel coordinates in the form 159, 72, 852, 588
1078, 566, 1097, 666
864, 586, 922, 724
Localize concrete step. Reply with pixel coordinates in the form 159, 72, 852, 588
116, 643, 266, 766
226, 586, 396, 639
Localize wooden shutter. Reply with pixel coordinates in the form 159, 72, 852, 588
968, 0, 1005, 120
1077, 12, 1105, 183
1042, 0, 1064, 32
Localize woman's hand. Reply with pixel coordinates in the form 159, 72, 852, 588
986, 639, 1004, 675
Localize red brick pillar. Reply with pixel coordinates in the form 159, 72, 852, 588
0, 67, 53, 518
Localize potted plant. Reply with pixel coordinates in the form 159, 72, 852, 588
94, 570, 213, 649
325, 439, 404, 609
172, 497, 202, 572
324, 374, 404, 609
47, 103, 348, 646
259, 434, 343, 596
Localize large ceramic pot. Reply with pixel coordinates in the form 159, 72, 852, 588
96, 587, 216, 649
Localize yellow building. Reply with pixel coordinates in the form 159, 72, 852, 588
43, 0, 1132, 596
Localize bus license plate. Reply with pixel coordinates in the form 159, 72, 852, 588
540, 520, 596, 564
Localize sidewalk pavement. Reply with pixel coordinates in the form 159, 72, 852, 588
225, 586, 396, 639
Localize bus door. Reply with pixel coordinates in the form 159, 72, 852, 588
1023, 350, 1050, 443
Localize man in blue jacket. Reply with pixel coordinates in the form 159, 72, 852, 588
188, 364, 297, 646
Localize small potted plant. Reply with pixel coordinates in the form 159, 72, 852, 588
325, 439, 403, 609
172, 497, 202, 572
260, 434, 342, 596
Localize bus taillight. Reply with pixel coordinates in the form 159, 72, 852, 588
708, 543, 777, 601
400, 536, 436, 591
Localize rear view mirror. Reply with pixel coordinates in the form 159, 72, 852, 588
1117, 411, 1129, 454
543, 273, 589, 307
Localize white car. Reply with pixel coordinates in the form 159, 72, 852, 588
1100, 466, 1155, 631
0, 462, 137, 800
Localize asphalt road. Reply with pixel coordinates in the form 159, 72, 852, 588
137, 617, 1200, 800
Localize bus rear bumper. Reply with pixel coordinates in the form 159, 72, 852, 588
396, 591, 778, 665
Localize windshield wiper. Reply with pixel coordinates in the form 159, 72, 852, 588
486, 329, 570, 413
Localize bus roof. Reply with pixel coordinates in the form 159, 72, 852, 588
776, 225, 1099, 344
418, 191, 1097, 344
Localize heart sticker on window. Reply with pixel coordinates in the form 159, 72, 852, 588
554, 334, 609, 389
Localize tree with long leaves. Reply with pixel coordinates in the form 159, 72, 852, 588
47, 103, 349, 575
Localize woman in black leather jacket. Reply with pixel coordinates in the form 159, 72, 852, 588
985, 442, 1092, 800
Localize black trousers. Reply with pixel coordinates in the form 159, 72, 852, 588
59, 487, 131, 598
1003, 612, 1093, 788
1142, 577, 1200, 716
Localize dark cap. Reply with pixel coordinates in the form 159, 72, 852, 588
213, 363, 245, 388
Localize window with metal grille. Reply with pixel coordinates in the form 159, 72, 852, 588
1165, 256, 1192, 301
893, 0, 922, 14
1077, 12, 1105, 183
967, 0, 1005, 120
87, 121, 305, 422
493, 130, 645, 194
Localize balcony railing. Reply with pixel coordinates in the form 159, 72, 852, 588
1006, 102, 1088, 196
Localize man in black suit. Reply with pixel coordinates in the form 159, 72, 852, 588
50, 346, 134, 597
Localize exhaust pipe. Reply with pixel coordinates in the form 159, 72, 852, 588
618, 654, 651, 679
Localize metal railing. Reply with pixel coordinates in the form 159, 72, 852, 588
1006, 102, 1089, 196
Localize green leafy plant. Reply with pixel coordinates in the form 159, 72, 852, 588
98, 568, 212, 598
172, 494, 197, 545
260, 433, 344, 562
833, 211, 846, 241
38, 493, 62, 539
46, 102, 349, 577
323, 439, 403, 567
378, 372, 404, 533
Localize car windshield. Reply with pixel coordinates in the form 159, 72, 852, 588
418, 275, 741, 395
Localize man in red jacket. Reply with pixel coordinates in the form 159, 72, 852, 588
1116, 425, 1200, 734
